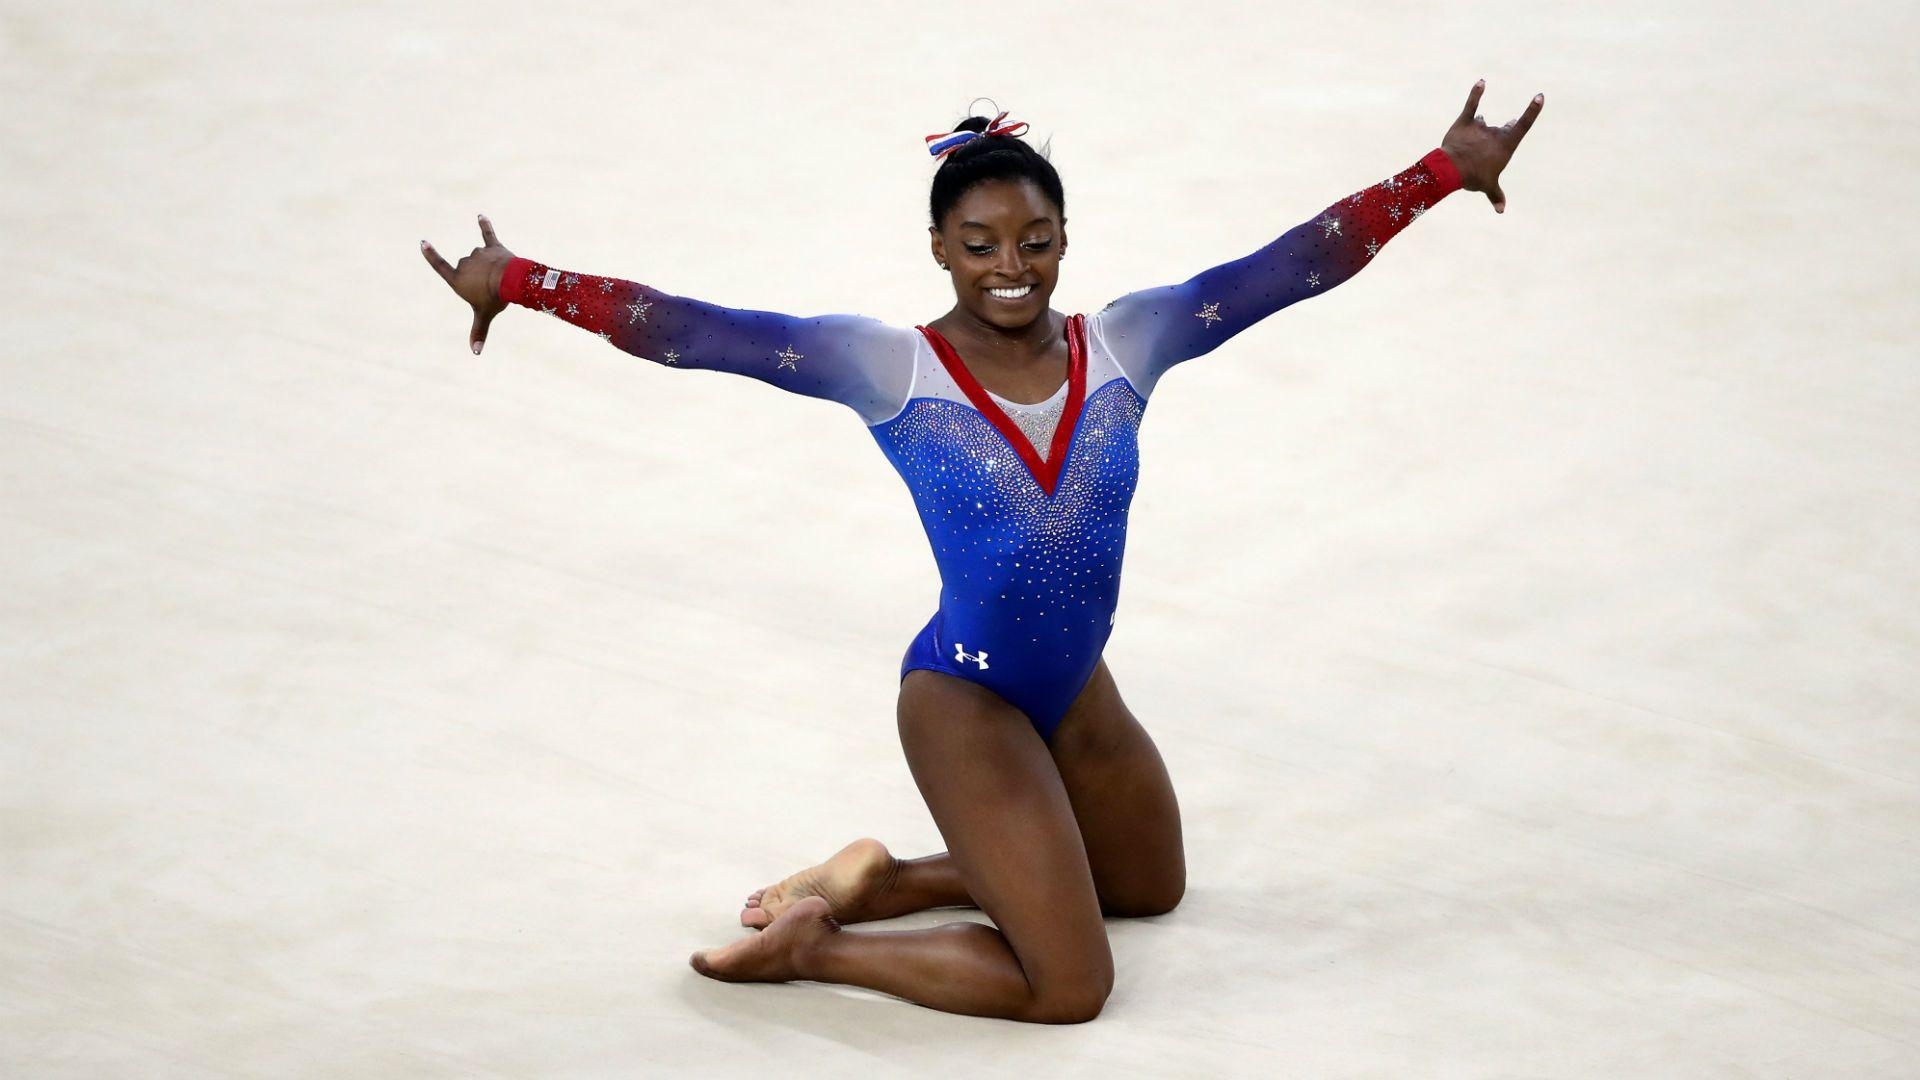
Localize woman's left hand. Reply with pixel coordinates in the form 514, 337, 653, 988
1440, 79, 1544, 214
422, 214, 515, 355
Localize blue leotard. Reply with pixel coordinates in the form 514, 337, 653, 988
497, 147, 1462, 741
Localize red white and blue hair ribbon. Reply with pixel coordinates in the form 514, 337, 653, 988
925, 110, 1031, 161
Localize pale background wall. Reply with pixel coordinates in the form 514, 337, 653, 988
3, 1, 1916, 1076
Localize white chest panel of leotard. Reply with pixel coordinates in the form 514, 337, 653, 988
985, 381, 1071, 462
894, 329, 1139, 459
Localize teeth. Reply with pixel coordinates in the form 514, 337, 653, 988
989, 285, 1033, 299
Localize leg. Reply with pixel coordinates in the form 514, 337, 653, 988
742, 658, 1183, 924
1047, 658, 1186, 917
694, 670, 1113, 1023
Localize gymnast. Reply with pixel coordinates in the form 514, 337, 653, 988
421, 80, 1542, 1023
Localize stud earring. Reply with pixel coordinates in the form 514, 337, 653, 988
937, 261, 948, 269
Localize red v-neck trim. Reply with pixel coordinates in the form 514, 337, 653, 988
916, 315, 1087, 496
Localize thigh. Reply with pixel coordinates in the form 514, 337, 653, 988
1046, 659, 1186, 916
897, 670, 1113, 998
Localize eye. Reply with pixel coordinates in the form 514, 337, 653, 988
1023, 239, 1054, 252
964, 244, 993, 256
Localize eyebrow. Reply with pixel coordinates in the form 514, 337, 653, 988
959, 217, 1055, 230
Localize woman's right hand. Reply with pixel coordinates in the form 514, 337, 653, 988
421, 214, 514, 354
1438, 79, 1543, 215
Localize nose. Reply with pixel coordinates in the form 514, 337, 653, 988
993, 246, 1026, 280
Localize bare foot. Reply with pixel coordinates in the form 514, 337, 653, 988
691, 895, 838, 983
740, 838, 897, 929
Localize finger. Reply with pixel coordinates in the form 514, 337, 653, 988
1456, 78, 1485, 126
420, 239, 456, 284
470, 308, 494, 354
477, 212, 499, 248
1487, 180, 1507, 214
1506, 93, 1544, 145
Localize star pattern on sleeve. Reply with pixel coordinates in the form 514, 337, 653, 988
598, 278, 615, 293
561, 273, 579, 287
662, 348, 680, 364
626, 298, 652, 324
1195, 301, 1222, 327
1279, 150, 1454, 304
776, 344, 803, 371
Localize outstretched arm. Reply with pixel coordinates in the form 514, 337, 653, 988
1092, 79, 1544, 400
1091, 147, 1462, 399
421, 218, 915, 425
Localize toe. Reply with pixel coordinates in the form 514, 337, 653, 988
741, 906, 772, 929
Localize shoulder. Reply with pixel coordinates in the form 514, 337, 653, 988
1079, 304, 1140, 394
799, 312, 916, 338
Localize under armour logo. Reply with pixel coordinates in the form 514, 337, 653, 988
953, 642, 989, 670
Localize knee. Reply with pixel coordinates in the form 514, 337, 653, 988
1142, 876, 1186, 916
1026, 976, 1113, 1025
1022, 951, 1115, 1025
1120, 889, 1184, 919
1103, 874, 1185, 918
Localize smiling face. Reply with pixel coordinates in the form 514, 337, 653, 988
930, 177, 1067, 332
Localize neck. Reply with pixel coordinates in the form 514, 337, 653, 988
934, 306, 1061, 364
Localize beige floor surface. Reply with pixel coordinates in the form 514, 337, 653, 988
4, 1, 1917, 1076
